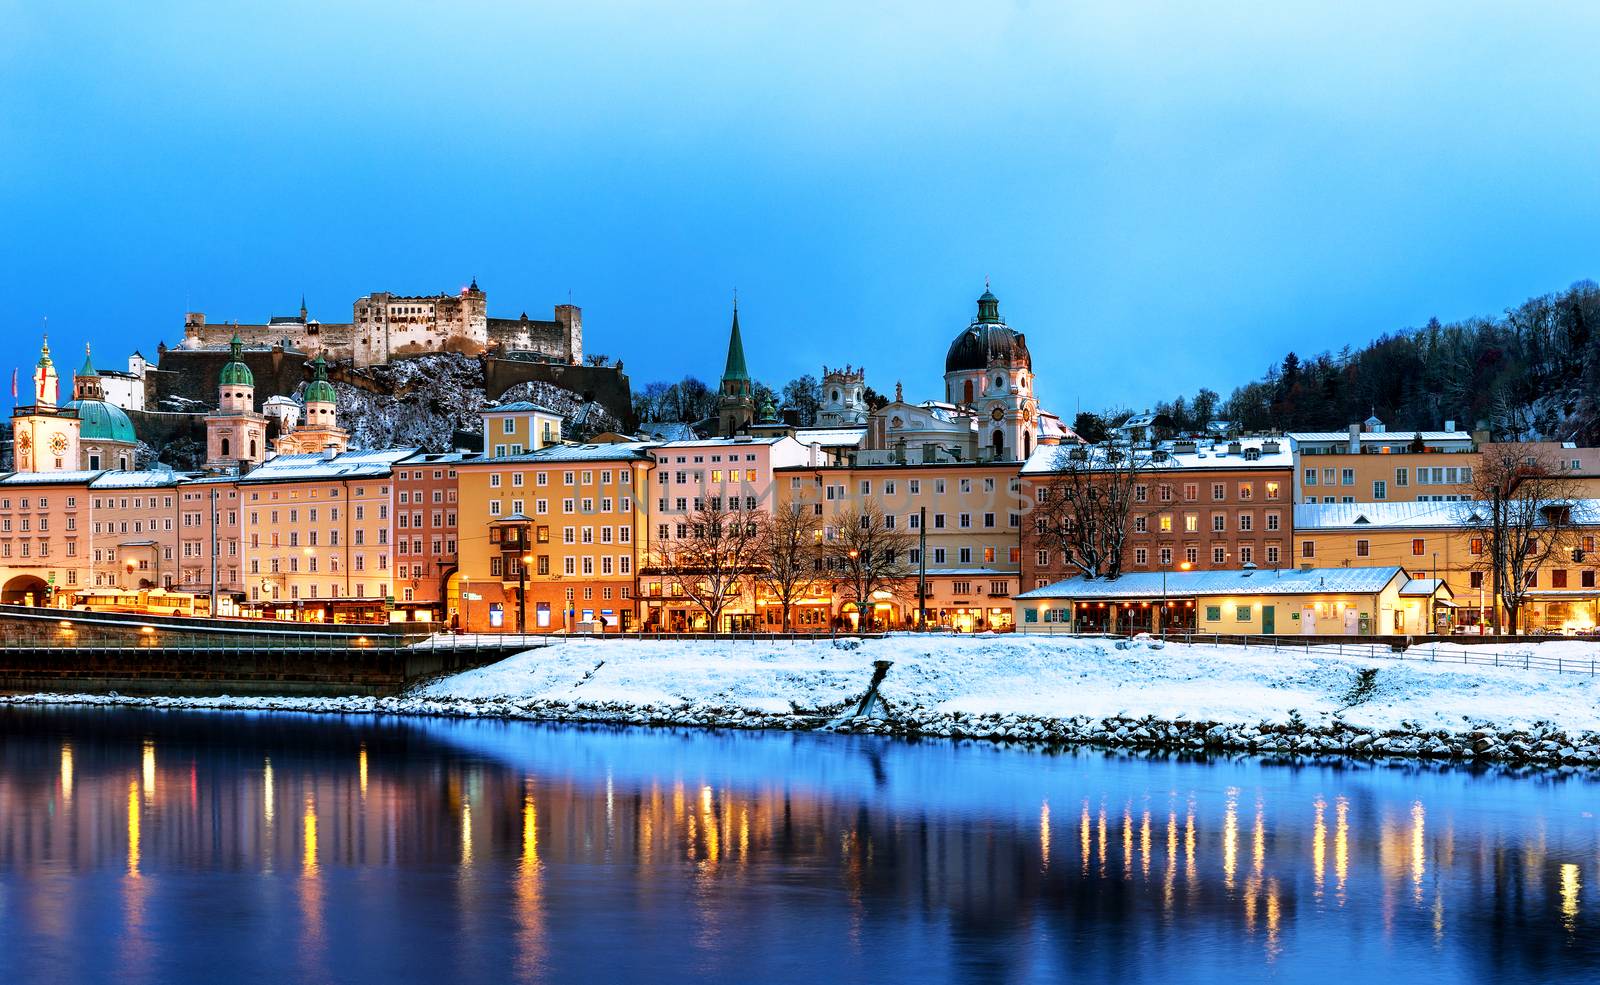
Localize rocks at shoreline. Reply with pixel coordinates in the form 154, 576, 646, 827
1, 690, 1597, 771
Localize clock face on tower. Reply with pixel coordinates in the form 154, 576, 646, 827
50, 433, 69, 455
16, 432, 30, 453
990, 406, 1005, 421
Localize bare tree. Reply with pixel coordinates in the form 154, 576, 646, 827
1459, 446, 1583, 633
822, 504, 915, 630
753, 504, 824, 632
1031, 445, 1150, 579
648, 505, 763, 631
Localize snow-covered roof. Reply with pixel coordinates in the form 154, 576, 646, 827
792, 427, 867, 447
653, 435, 792, 449
1289, 430, 1472, 445
0, 470, 104, 486
638, 422, 698, 442
239, 448, 416, 483
1020, 437, 1293, 475
486, 401, 560, 415
1399, 578, 1452, 598
399, 450, 475, 465
1296, 499, 1600, 530
90, 470, 190, 489
473, 441, 657, 464
1015, 565, 1409, 601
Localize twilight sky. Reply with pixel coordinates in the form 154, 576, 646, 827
3, 1, 1598, 420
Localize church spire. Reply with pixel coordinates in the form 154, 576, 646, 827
721, 300, 749, 389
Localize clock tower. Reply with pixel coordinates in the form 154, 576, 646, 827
10, 337, 81, 473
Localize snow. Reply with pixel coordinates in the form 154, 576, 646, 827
419, 633, 1600, 735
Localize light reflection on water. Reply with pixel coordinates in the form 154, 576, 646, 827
0, 706, 1595, 984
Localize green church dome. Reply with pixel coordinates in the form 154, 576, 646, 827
304, 355, 337, 404
220, 334, 254, 387
64, 398, 137, 444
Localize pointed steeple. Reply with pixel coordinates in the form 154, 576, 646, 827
78, 343, 97, 381
300, 294, 308, 321
721, 300, 749, 387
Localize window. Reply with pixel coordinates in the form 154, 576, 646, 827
1356, 539, 1370, 557
1235, 604, 1252, 621
1470, 571, 1484, 589
1341, 468, 1354, 485
1159, 547, 1173, 566
1302, 540, 1315, 559
1373, 480, 1387, 500
1211, 513, 1226, 532
1134, 547, 1147, 565
1303, 468, 1317, 486
1552, 569, 1568, 589
1265, 545, 1279, 565
1212, 546, 1226, 564
1395, 467, 1409, 487
1205, 605, 1222, 622
1411, 538, 1425, 556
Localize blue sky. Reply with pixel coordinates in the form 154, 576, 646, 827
3, 1, 1598, 419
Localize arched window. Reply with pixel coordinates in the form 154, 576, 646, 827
220, 438, 230, 457
118, 455, 128, 470
995, 375, 1005, 390
1023, 433, 1033, 458
249, 439, 257, 458
992, 430, 1005, 460
832, 390, 841, 402
963, 380, 974, 404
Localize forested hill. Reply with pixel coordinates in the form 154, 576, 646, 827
1126, 279, 1600, 442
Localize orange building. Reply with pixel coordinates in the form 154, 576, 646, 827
456, 443, 654, 633
1019, 437, 1294, 594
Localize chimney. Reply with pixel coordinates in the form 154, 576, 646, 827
1347, 423, 1360, 454
1444, 419, 1456, 433
322, 443, 338, 460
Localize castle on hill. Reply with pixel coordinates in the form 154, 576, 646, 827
181, 280, 582, 368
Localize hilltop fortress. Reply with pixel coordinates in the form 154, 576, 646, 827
182, 280, 582, 367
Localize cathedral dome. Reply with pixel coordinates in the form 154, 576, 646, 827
220, 334, 254, 387
945, 289, 1031, 373
64, 398, 137, 444
304, 355, 337, 404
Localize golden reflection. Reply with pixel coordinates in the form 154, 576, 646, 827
142, 740, 156, 803
1561, 862, 1581, 931
461, 801, 474, 867
1411, 801, 1426, 900
1039, 800, 1051, 871
1140, 809, 1151, 880
264, 758, 276, 826
700, 785, 720, 864
60, 743, 74, 803
1184, 802, 1197, 886
1312, 798, 1327, 899
126, 780, 141, 876
1265, 878, 1282, 961
516, 788, 545, 979
302, 794, 319, 874
1122, 806, 1133, 878
1163, 811, 1177, 916
1097, 803, 1107, 876
1252, 800, 1265, 878
358, 744, 368, 798
1080, 801, 1090, 875
739, 807, 750, 863
1223, 788, 1239, 891
1335, 796, 1350, 903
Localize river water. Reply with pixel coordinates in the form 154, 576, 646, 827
0, 707, 1593, 984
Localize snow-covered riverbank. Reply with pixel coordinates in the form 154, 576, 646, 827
5, 635, 1599, 767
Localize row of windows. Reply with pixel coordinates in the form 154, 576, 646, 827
659, 453, 760, 464
396, 489, 454, 504
0, 497, 76, 510
492, 554, 633, 577
1132, 481, 1280, 503
488, 497, 633, 517
1303, 465, 1473, 487
1119, 511, 1282, 534
489, 470, 632, 488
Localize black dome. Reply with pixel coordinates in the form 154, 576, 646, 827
945, 322, 1031, 373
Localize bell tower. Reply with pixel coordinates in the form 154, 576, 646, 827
715, 301, 755, 437
10, 337, 80, 472
205, 334, 269, 471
